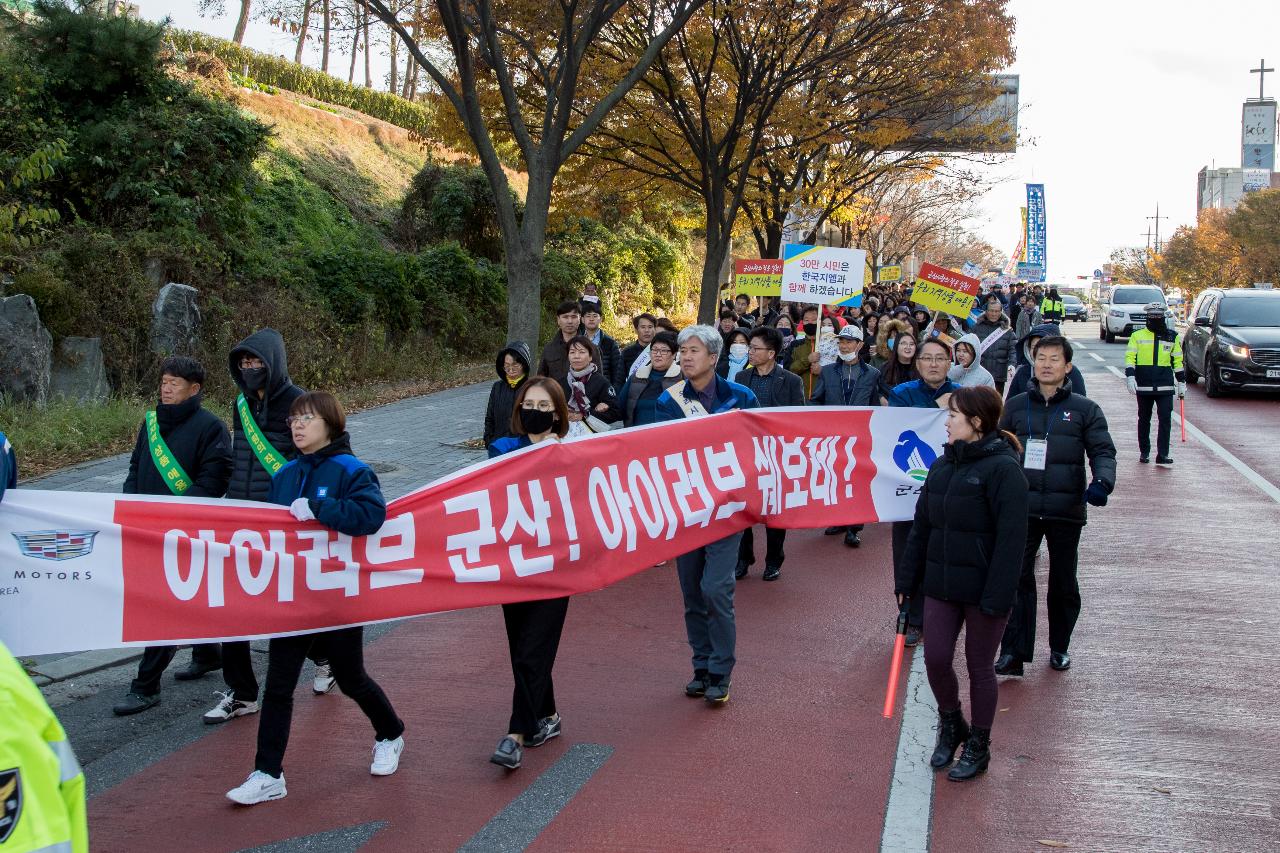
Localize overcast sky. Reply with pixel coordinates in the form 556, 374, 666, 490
140, 0, 1280, 281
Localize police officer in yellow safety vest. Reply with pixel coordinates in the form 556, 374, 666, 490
0, 641, 88, 853
1039, 287, 1065, 323
1124, 303, 1185, 467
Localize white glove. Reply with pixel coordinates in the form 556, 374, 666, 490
1176, 381, 1186, 399
289, 497, 315, 522
1125, 376, 1138, 395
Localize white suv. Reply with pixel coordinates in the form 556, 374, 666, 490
1099, 284, 1173, 343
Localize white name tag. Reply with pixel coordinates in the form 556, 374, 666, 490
1024, 438, 1048, 471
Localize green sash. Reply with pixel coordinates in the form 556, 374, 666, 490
236, 393, 286, 477
145, 410, 193, 495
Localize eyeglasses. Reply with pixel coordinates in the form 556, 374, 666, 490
286, 414, 320, 427
917, 355, 949, 364
239, 357, 265, 369
650, 348, 673, 357
748, 345, 774, 353
521, 401, 555, 412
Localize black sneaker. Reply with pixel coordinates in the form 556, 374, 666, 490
1139, 455, 1150, 464
1156, 456, 1173, 467
525, 715, 561, 748
843, 529, 861, 548
112, 692, 160, 716
490, 736, 522, 769
734, 560, 749, 580
904, 626, 922, 648
1050, 651, 1072, 671
761, 564, 781, 582
685, 670, 709, 697
823, 526, 845, 535
704, 679, 730, 705
994, 654, 1023, 677
174, 660, 222, 681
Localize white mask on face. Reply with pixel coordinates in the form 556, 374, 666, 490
729, 343, 749, 359
838, 350, 858, 363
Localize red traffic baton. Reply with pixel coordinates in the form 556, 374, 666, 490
882, 604, 910, 718
1180, 395, 1186, 443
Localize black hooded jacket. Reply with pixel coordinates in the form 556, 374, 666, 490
226, 328, 305, 502
897, 434, 1029, 616
484, 341, 532, 447
1000, 380, 1117, 525
124, 393, 232, 498
1008, 322, 1088, 396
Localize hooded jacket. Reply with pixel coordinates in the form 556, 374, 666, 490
1008, 322, 1088, 397
872, 317, 914, 368
266, 432, 386, 537
970, 312, 1017, 381
716, 327, 753, 379
124, 394, 232, 498
947, 333, 997, 389
896, 433, 1029, 615
1000, 380, 1117, 525
227, 328, 305, 502
484, 341, 532, 447
619, 358, 682, 426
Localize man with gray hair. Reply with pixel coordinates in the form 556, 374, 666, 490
656, 325, 759, 705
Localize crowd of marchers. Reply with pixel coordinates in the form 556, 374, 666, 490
3, 271, 1197, 814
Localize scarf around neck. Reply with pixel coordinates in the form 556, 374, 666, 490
568, 362, 597, 413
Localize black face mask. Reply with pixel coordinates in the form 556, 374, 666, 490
802, 322, 817, 336
241, 367, 269, 392
1146, 315, 1167, 334
519, 408, 556, 435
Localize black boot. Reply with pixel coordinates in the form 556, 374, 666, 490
947, 727, 991, 781
930, 709, 970, 769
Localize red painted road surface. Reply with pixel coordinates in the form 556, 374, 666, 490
84, 366, 1280, 852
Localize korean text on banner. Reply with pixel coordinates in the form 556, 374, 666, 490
910, 262, 981, 318
0, 407, 945, 657
878, 265, 902, 283
733, 259, 783, 296
1025, 184, 1047, 280
780, 244, 866, 307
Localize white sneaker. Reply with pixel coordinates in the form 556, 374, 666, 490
226, 770, 286, 805
202, 690, 260, 725
312, 663, 336, 695
370, 736, 404, 776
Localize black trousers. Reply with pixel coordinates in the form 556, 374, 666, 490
892, 521, 924, 629
738, 524, 787, 568
1001, 518, 1084, 661
222, 638, 329, 703
503, 597, 569, 739
1137, 394, 1173, 458
130, 643, 221, 696
254, 627, 403, 777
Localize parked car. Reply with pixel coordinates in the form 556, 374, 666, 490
1099, 284, 1173, 342
1062, 294, 1088, 322
1183, 286, 1280, 397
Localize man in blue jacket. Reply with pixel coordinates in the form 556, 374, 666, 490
657, 326, 759, 705
0, 430, 14, 503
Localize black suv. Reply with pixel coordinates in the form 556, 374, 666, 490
1184, 286, 1280, 397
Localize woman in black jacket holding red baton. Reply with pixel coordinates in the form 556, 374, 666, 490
896, 386, 1029, 781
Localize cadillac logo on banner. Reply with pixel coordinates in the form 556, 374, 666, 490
12, 530, 99, 561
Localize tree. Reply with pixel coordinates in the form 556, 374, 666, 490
196, 0, 254, 45
1157, 209, 1246, 302
364, 0, 711, 346
589, 0, 1014, 323
1227, 188, 1280, 285
1109, 246, 1161, 287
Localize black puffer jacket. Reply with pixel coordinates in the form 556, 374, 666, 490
484, 341, 531, 447
1008, 322, 1088, 397
1000, 381, 1117, 525
896, 434, 1029, 616
124, 394, 232, 498
226, 328, 305, 502
971, 313, 1017, 381
595, 331, 624, 391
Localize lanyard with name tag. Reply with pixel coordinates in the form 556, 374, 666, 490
1024, 396, 1061, 471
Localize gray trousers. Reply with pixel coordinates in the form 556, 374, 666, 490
676, 531, 743, 678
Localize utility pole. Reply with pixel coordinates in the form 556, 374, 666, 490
1140, 227, 1152, 251
1147, 205, 1168, 254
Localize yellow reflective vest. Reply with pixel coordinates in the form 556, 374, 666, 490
1124, 327, 1185, 394
0, 642, 87, 853
1040, 297, 1064, 320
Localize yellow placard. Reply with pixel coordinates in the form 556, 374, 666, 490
910, 278, 978, 318
879, 265, 902, 282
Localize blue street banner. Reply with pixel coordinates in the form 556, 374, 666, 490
1025, 184, 1046, 281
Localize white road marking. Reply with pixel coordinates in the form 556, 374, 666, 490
1089, 353, 1105, 362
1104, 366, 1280, 505
880, 649, 936, 852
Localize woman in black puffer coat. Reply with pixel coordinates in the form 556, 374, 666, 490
897, 386, 1028, 783
484, 341, 532, 447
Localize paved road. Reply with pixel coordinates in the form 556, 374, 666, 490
29, 347, 1280, 852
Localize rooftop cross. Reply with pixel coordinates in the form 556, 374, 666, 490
1251, 59, 1274, 100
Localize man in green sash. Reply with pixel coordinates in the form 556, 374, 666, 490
113, 357, 233, 716
205, 329, 333, 724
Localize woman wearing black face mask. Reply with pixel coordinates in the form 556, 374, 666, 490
486, 378, 572, 772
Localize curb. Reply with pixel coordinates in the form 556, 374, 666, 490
29, 648, 144, 687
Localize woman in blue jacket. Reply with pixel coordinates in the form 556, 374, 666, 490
487, 378, 571, 771
226, 392, 405, 806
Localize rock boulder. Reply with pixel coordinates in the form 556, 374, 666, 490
50, 336, 111, 404
150, 283, 201, 356
0, 294, 53, 404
